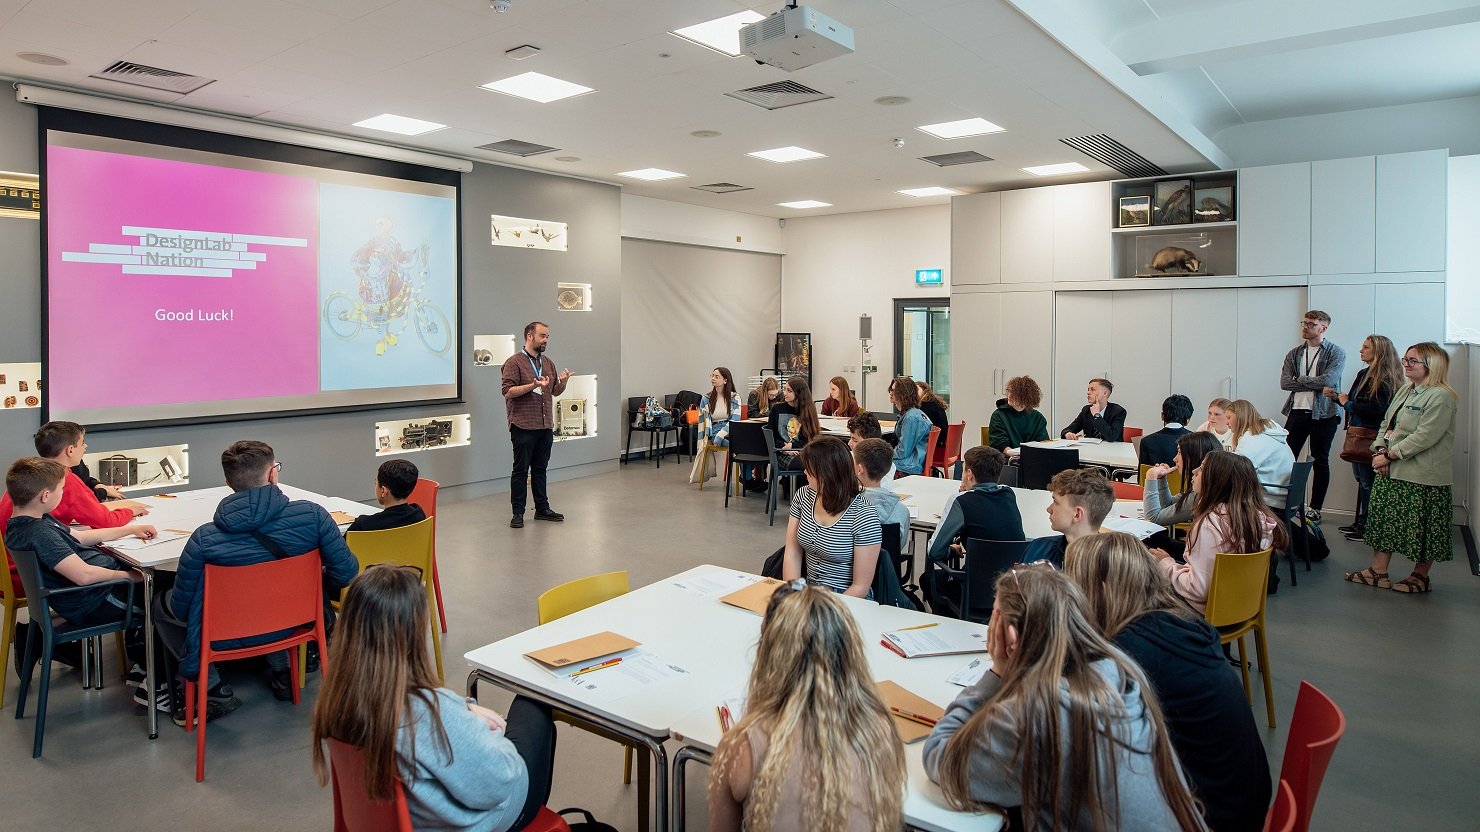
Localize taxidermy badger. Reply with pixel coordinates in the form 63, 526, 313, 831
1150, 246, 1201, 273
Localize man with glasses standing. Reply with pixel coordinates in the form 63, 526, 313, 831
1279, 310, 1346, 521
501, 321, 572, 528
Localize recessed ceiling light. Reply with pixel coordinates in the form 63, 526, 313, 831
479, 71, 594, 103
352, 114, 447, 135
748, 146, 826, 163
874, 95, 910, 106
691, 129, 721, 138
618, 168, 686, 181
554, 156, 581, 163
1022, 162, 1089, 176
777, 200, 831, 209
916, 117, 1005, 139
669, 11, 766, 57
17, 52, 69, 66
897, 187, 961, 198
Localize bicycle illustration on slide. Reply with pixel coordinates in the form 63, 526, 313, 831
322, 220, 451, 356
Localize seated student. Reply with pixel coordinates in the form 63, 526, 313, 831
853, 438, 910, 531
747, 377, 781, 418
1194, 397, 1235, 447
710, 582, 904, 831
767, 377, 821, 472
916, 380, 950, 448
156, 441, 359, 722
1022, 468, 1113, 568
1065, 533, 1272, 832
987, 375, 1050, 452
820, 375, 860, 418
1142, 431, 1223, 560
1225, 399, 1294, 508
0, 421, 150, 530
889, 376, 932, 476
783, 437, 881, 597
346, 459, 427, 533
924, 566, 1206, 831
1139, 394, 1194, 467
4, 458, 156, 673
700, 367, 741, 448
847, 412, 896, 485
1154, 451, 1286, 613
922, 446, 1025, 612
1061, 378, 1127, 442
313, 566, 555, 832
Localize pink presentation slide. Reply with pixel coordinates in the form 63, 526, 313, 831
47, 145, 320, 410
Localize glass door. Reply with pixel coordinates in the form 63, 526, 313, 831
894, 298, 951, 402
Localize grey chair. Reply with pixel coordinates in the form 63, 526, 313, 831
1278, 460, 1315, 587
761, 427, 809, 527
723, 420, 772, 509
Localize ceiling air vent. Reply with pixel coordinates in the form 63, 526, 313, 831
919, 151, 993, 167
691, 182, 754, 194
1059, 135, 1165, 179
477, 139, 559, 157
90, 61, 214, 94
725, 80, 832, 110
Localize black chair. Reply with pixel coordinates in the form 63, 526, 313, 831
724, 421, 772, 509
762, 427, 809, 527
932, 538, 1030, 623
623, 395, 681, 468
871, 548, 922, 610
1277, 460, 1315, 587
10, 547, 137, 758
997, 463, 1019, 487
881, 522, 914, 590
1019, 445, 1079, 490
671, 390, 703, 456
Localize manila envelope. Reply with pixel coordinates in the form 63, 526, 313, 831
718, 577, 785, 615
524, 631, 640, 668
877, 680, 946, 744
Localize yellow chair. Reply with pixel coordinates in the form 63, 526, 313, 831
980, 426, 991, 448
1, 539, 25, 708
344, 518, 444, 682
1138, 463, 1182, 494
1205, 547, 1276, 728
536, 571, 640, 786
695, 440, 730, 492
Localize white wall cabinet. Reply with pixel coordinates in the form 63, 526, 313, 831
1311, 156, 1375, 275
1052, 292, 1112, 429
948, 290, 1053, 445
1000, 188, 1055, 283
1052, 182, 1112, 282
1170, 288, 1240, 411
1109, 291, 1173, 433
1238, 163, 1312, 277
1236, 287, 1307, 421
951, 192, 1002, 285
1376, 149, 1447, 272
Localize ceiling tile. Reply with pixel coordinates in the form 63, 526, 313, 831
179, 82, 307, 117
194, 0, 344, 39
157, 15, 304, 61
120, 38, 254, 79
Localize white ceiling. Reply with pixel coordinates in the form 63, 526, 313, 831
0, 0, 1475, 218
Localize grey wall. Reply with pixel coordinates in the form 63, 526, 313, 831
0, 95, 622, 502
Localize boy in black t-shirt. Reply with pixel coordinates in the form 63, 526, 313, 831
346, 459, 427, 534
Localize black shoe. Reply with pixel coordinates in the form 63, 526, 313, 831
510, 515, 524, 528
133, 680, 173, 713
270, 669, 295, 702
1344, 528, 1366, 541
1337, 524, 1358, 534
173, 698, 235, 728
534, 510, 564, 522
305, 642, 320, 674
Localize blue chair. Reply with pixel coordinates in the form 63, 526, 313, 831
10, 546, 137, 758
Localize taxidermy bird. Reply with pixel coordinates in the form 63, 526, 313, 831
1159, 185, 1192, 221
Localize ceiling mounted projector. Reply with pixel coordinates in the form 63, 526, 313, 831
740, 5, 854, 72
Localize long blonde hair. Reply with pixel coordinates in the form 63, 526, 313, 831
1064, 532, 1199, 638
1359, 335, 1403, 401
1226, 400, 1272, 450
714, 584, 904, 832
1404, 341, 1458, 398
935, 568, 1205, 832
754, 377, 781, 416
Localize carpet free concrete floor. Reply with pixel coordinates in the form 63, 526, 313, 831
3, 460, 1477, 831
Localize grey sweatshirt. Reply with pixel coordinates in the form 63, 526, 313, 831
923, 659, 1203, 832
397, 688, 528, 832
1143, 478, 1196, 527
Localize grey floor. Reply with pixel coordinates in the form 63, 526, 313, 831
3, 459, 1478, 831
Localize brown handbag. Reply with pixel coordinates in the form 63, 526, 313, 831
1339, 426, 1377, 464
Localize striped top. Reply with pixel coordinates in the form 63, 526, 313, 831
790, 487, 882, 593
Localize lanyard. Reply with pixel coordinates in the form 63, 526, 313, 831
1302, 344, 1320, 376
524, 351, 543, 379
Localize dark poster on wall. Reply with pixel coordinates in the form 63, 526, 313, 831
775, 333, 812, 392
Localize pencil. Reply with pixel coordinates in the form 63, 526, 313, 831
897, 623, 938, 631
889, 707, 939, 727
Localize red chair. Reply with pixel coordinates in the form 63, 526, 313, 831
923, 426, 940, 476
1263, 779, 1296, 832
1275, 681, 1346, 832
1111, 481, 1145, 500
1122, 426, 1144, 440
407, 478, 448, 634
928, 421, 965, 478
185, 552, 328, 781
328, 738, 571, 832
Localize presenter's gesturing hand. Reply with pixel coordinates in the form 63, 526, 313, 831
559, 368, 572, 384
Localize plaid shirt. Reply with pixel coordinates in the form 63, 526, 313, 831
501, 350, 567, 430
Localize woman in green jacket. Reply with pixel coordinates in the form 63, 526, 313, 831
1345, 342, 1458, 594
987, 375, 1050, 452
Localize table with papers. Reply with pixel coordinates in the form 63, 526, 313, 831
1008, 438, 1139, 475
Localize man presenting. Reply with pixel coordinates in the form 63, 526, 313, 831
502, 321, 571, 528
1280, 310, 1345, 521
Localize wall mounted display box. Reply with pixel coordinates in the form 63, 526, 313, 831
375, 414, 471, 455
556, 282, 592, 312
0, 171, 40, 220
81, 444, 190, 493
473, 334, 516, 368
1112, 171, 1237, 279
553, 374, 598, 443
0, 362, 42, 409
491, 214, 568, 251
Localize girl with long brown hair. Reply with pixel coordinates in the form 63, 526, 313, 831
915, 380, 950, 448
311, 566, 556, 831
768, 376, 822, 470
1323, 334, 1401, 540
1142, 430, 1224, 561
889, 376, 932, 476
701, 366, 739, 447
709, 582, 904, 831
1154, 451, 1287, 613
749, 376, 781, 417
821, 375, 860, 418
1066, 533, 1271, 832
782, 436, 881, 596
925, 565, 1208, 831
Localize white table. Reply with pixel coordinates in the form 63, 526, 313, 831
462, 565, 1003, 832
1011, 439, 1139, 474
818, 415, 895, 437
104, 483, 373, 738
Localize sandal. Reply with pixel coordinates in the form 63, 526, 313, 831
1391, 574, 1432, 594
1344, 568, 1390, 588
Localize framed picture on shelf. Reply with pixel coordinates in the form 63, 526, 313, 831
1118, 195, 1151, 227
1152, 179, 1193, 226
1193, 185, 1235, 222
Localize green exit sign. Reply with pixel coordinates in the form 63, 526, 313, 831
915, 268, 943, 285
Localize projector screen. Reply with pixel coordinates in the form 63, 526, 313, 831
41, 109, 461, 429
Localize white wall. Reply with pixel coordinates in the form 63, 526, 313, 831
620, 193, 784, 255
1448, 155, 1480, 343
1468, 345, 1479, 530
1216, 96, 1480, 167
779, 205, 951, 412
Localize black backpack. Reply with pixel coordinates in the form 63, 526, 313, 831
558, 808, 619, 832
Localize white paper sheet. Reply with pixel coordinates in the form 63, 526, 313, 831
949, 657, 991, 687
553, 649, 689, 700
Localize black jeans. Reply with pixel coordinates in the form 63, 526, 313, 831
1284, 411, 1340, 510
504, 696, 558, 829
510, 426, 554, 515
1352, 461, 1376, 529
